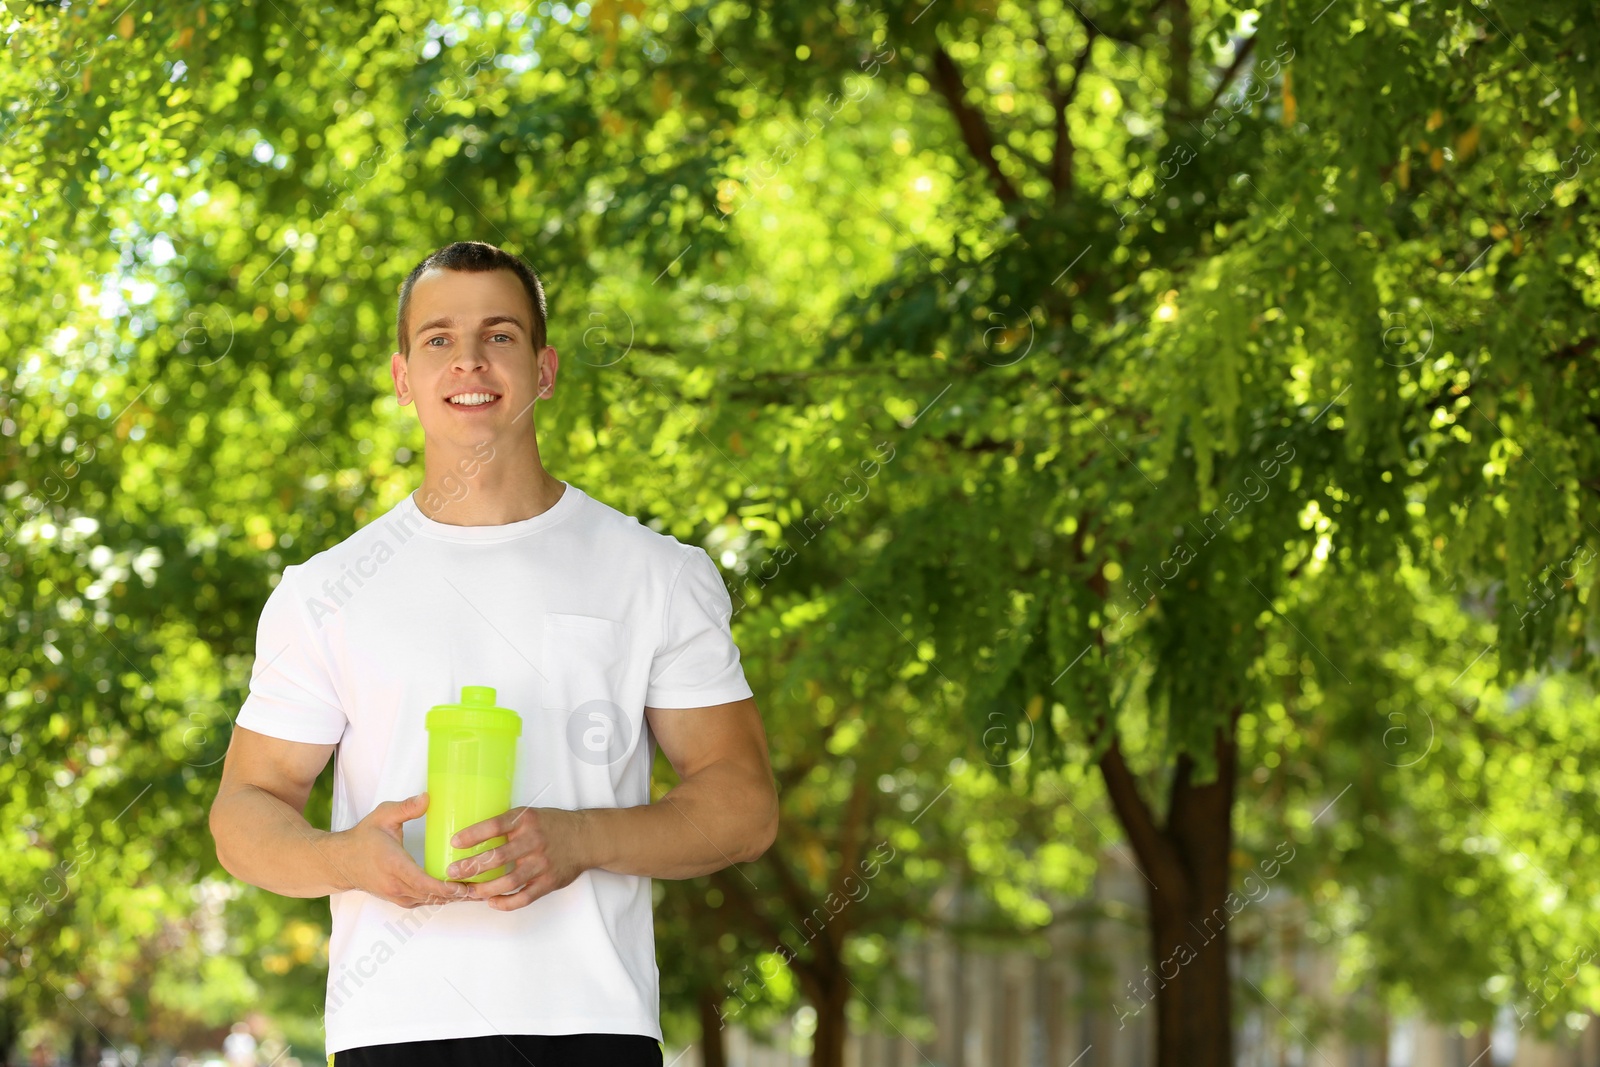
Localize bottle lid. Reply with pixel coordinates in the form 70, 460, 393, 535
425, 685, 523, 736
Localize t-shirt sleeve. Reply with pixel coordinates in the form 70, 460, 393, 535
234, 564, 349, 745
645, 547, 755, 709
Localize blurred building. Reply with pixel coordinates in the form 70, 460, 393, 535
667, 848, 1600, 1067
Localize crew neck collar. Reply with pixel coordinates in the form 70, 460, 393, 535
403, 481, 583, 543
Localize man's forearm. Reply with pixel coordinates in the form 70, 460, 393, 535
582, 760, 778, 880
211, 785, 354, 898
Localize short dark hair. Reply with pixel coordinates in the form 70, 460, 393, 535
396, 241, 547, 356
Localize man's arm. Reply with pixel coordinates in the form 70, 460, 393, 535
210, 726, 472, 907
447, 696, 779, 906
592, 695, 779, 877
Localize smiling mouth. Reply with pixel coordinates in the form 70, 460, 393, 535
446, 392, 503, 409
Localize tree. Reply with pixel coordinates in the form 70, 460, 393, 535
3, 3, 1028, 1060
615, 0, 1600, 1061
11, 2, 1600, 1065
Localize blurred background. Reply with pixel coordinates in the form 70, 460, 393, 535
5, 0, 1600, 1064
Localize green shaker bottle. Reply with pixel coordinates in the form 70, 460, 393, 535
425, 685, 522, 883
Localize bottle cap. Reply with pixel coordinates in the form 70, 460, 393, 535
425, 685, 523, 736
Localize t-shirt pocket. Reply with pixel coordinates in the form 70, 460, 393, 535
539, 612, 629, 714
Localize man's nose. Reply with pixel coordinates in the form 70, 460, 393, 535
451, 340, 488, 370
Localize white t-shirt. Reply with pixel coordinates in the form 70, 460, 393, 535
233, 481, 753, 1053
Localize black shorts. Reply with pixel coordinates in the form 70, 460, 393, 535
332, 1033, 663, 1067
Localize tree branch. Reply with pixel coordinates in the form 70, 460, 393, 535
735, 366, 906, 380
1095, 725, 1188, 900
774, 727, 840, 792
829, 772, 874, 907
1082, 9, 1155, 45
1176, 35, 1256, 123
1166, 0, 1193, 118
929, 44, 1022, 205
762, 843, 845, 963
711, 867, 793, 952
1038, 21, 1096, 198
708, 867, 833, 1007
934, 433, 1015, 454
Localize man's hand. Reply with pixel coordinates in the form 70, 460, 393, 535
331, 792, 475, 909
448, 807, 593, 911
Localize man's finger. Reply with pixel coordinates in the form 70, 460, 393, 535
376, 792, 429, 828
484, 879, 546, 912
447, 844, 508, 880
407, 870, 475, 900
449, 815, 504, 851
466, 860, 540, 900
451, 808, 528, 850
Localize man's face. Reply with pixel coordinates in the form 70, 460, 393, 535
390, 267, 556, 447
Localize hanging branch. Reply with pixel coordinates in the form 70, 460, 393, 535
929, 44, 1023, 205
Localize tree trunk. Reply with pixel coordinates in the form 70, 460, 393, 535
1145, 807, 1233, 1067
808, 973, 851, 1067
750, 788, 872, 1067
1462, 1026, 1489, 1067
0, 999, 16, 1067
1099, 709, 1241, 1067
697, 987, 728, 1067
69, 1024, 91, 1067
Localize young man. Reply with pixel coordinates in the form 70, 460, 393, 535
209, 241, 779, 1067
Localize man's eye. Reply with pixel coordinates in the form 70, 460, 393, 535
490, 333, 512, 343
426, 336, 447, 346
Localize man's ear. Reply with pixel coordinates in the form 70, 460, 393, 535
391, 350, 412, 405
538, 345, 559, 398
